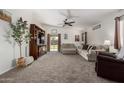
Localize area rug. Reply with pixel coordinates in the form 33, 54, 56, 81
0, 52, 114, 83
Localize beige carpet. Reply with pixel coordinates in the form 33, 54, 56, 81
0, 52, 114, 83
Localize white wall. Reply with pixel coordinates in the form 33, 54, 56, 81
41, 24, 85, 46
0, 10, 34, 75
87, 10, 124, 46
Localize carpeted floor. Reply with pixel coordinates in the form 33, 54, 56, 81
0, 52, 114, 83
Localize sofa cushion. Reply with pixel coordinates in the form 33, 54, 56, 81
61, 43, 77, 54
62, 43, 75, 48
62, 48, 76, 51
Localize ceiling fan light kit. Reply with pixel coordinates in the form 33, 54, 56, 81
59, 10, 78, 27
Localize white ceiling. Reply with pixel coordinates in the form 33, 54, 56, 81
33, 9, 119, 27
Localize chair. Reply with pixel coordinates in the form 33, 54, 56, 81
96, 52, 124, 82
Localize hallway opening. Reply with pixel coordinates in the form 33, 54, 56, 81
50, 35, 58, 51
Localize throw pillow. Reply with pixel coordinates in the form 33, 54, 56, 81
92, 46, 96, 50
88, 46, 94, 54
87, 45, 92, 52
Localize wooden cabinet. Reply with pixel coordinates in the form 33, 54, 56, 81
38, 45, 47, 56
29, 24, 46, 60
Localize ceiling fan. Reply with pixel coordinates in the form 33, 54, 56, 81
62, 18, 75, 27
59, 10, 78, 27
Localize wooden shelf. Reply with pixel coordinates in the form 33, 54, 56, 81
29, 24, 46, 60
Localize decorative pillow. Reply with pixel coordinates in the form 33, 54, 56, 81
88, 46, 94, 54
92, 46, 96, 50
87, 45, 92, 52
116, 47, 124, 59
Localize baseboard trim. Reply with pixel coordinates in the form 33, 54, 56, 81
0, 66, 16, 75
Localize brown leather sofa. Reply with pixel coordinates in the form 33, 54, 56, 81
96, 52, 124, 82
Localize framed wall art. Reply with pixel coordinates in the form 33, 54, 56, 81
82, 32, 87, 44
0, 9, 12, 23
75, 35, 80, 42
64, 34, 68, 39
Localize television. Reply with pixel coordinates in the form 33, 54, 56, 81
37, 32, 45, 45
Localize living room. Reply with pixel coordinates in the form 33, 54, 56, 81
0, 9, 124, 83
2, 0, 124, 92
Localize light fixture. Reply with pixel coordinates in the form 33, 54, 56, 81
104, 40, 111, 46
104, 40, 111, 52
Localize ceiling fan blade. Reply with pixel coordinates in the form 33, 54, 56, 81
68, 23, 72, 26
69, 24, 73, 26
70, 21, 75, 23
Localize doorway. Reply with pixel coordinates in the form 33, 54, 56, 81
47, 34, 61, 52
50, 35, 58, 51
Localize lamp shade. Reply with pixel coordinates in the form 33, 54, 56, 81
104, 40, 111, 46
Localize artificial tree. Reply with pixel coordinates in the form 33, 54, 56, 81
10, 17, 31, 59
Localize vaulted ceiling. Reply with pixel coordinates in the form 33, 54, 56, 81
33, 9, 119, 27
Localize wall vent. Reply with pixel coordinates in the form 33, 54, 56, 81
92, 24, 101, 30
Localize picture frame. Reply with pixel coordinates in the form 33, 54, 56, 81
82, 32, 87, 44
75, 35, 80, 42
0, 9, 12, 23
64, 34, 68, 39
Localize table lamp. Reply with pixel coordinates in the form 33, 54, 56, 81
104, 40, 111, 52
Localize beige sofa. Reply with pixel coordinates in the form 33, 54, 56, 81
61, 43, 77, 54
77, 44, 106, 62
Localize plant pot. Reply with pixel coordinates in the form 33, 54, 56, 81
16, 57, 25, 67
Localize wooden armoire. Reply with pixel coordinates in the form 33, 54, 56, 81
29, 24, 46, 60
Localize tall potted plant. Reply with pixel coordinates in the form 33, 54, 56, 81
10, 17, 31, 66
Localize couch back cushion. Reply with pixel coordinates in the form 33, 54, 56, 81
62, 43, 75, 48
99, 52, 116, 58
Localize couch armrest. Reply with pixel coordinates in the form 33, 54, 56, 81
97, 55, 124, 64
96, 55, 124, 82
